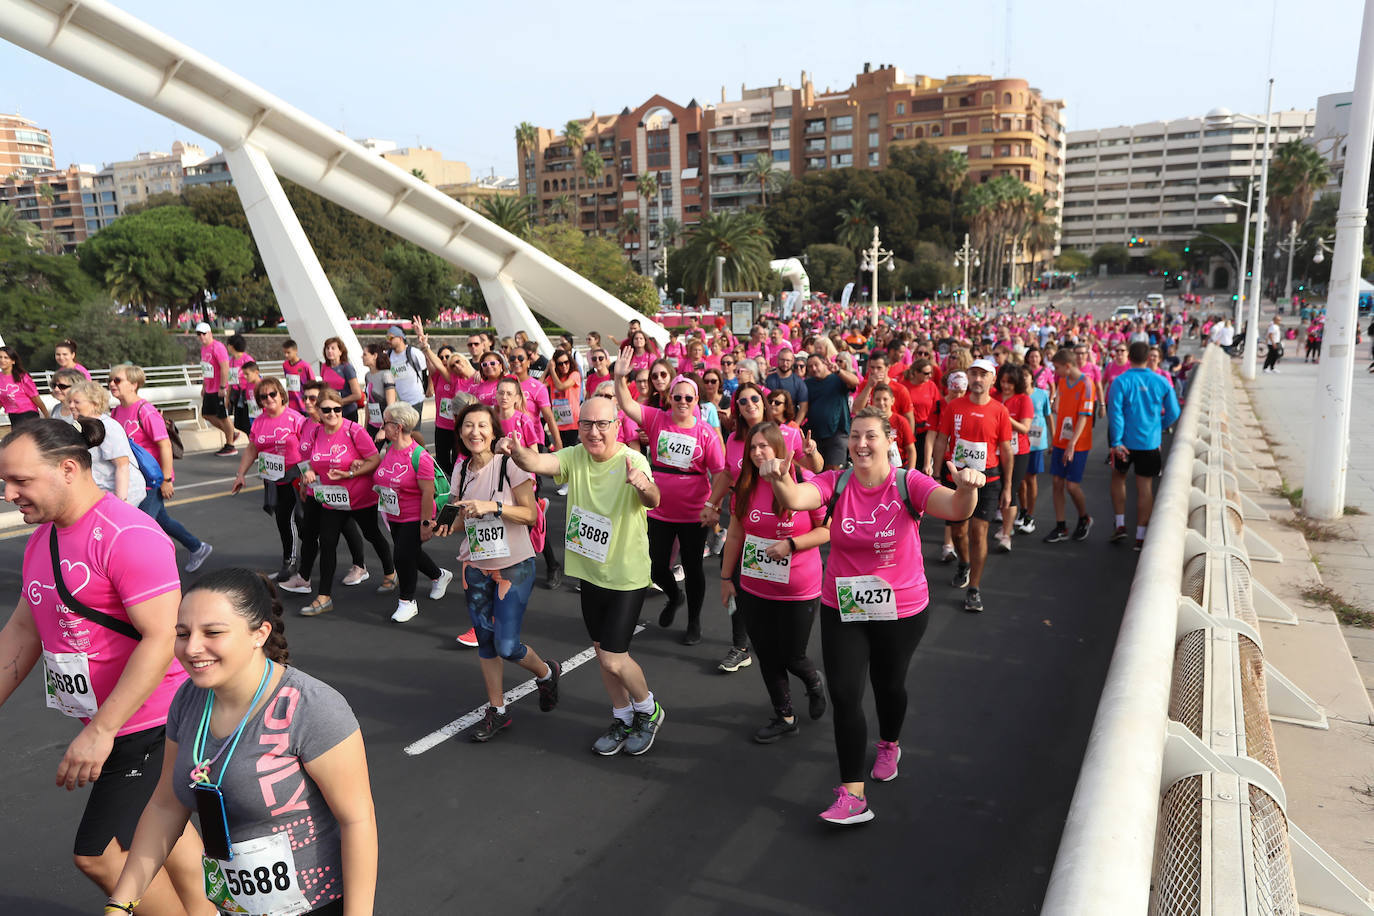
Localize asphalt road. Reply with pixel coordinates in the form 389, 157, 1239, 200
0, 281, 1162, 913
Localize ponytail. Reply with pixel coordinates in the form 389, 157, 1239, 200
0, 416, 100, 468
185, 568, 291, 665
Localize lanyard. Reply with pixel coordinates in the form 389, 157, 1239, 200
189, 659, 274, 788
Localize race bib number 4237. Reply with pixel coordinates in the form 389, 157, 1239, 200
835, 574, 898, 622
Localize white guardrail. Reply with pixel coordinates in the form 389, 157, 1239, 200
1042, 345, 1374, 916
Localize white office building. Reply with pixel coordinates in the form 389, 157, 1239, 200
1061, 110, 1315, 264
1311, 92, 1351, 195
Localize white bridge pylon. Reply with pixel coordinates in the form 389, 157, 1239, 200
0, 0, 667, 358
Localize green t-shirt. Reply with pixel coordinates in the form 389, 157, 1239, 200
554, 444, 654, 590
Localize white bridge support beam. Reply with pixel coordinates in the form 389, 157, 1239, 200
225, 144, 361, 371
479, 275, 553, 356
0, 0, 667, 352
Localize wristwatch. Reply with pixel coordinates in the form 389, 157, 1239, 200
495, 500, 504, 518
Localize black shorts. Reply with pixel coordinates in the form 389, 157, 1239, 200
580, 581, 646, 653
73, 726, 166, 856
201, 391, 228, 419
818, 433, 848, 467
1112, 448, 1162, 478
942, 473, 1002, 524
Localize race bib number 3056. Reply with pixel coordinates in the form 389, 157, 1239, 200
835, 575, 898, 622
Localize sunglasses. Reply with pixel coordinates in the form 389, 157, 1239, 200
53, 383, 72, 391
510, 355, 527, 363
672, 394, 695, 403
769, 399, 786, 406
467, 342, 482, 348
318, 405, 343, 414
481, 361, 501, 369
721, 360, 735, 366
555, 360, 570, 366
591, 355, 607, 362
651, 371, 670, 379
738, 394, 761, 405
256, 392, 281, 404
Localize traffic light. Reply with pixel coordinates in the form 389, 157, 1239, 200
1183, 245, 1190, 253
1232, 294, 1239, 301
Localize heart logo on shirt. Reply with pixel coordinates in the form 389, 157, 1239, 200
59, 559, 92, 596
840, 501, 898, 535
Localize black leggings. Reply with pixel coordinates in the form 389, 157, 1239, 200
820, 605, 930, 783
737, 588, 820, 717
579, 580, 646, 653
296, 497, 366, 580
648, 517, 709, 622
271, 482, 297, 564
434, 426, 457, 476
317, 506, 395, 598
1263, 343, 1282, 370
391, 520, 442, 601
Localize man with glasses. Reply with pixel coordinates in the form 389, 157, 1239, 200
466, 334, 488, 361
194, 322, 238, 457
764, 347, 809, 427
497, 395, 667, 757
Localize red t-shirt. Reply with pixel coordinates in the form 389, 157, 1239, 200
938, 396, 1013, 476
1004, 392, 1034, 456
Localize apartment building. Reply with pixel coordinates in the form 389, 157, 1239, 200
1061, 110, 1315, 257
1312, 92, 1350, 196
0, 164, 103, 252
104, 141, 208, 212
524, 97, 705, 267
0, 114, 56, 178
703, 82, 799, 211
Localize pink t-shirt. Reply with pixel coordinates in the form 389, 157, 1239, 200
200, 340, 230, 394
640, 405, 725, 523
305, 420, 379, 509
112, 400, 173, 483
498, 411, 543, 449
229, 352, 254, 395
1103, 361, 1131, 393
281, 359, 315, 412
23, 493, 186, 736
470, 377, 500, 407
432, 373, 463, 430
373, 443, 436, 523
70, 363, 93, 380
250, 408, 308, 468
453, 455, 536, 569
732, 481, 827, 601
0, 374, 41, 414
519, 376, 550, 420
724, 424, 807, 481
810, 468, 941, 617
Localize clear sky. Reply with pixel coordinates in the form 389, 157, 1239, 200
0, 0, 1364, 176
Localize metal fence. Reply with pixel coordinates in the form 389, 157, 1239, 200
1042, 346, 1374, 916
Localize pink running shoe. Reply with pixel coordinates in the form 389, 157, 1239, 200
819, 786, 874, 826
871, 740, 901, 782
455, 627, 479, 648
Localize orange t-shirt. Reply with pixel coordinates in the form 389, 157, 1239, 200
1052, 374, 1095, 451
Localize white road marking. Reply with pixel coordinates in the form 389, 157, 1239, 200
403, 623, 647, 756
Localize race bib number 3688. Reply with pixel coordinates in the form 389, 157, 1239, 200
565, 505, 612, 563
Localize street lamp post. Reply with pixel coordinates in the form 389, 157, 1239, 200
954, 232, 980, 309
1209, 190, 1254, 328
859, 225, 895, 328
1305, 0, 1374, 519
1281, 219, 1300, 306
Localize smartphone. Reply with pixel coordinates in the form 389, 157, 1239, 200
435, 503, 461, 530
194, 784, 234, 860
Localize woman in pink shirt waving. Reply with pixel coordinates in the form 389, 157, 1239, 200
761, 407, 989, 827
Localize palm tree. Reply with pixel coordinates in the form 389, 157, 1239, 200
835, 198, 875, 253
1267, 139, 1333, 267
515, 121, 538, 163
677, 209, 775, 299
745, 153, 784, 207
636, 171, 659, 277
660, 216, 683, 249
960, 183, 995, 290
551, 194, 576, 226
0, 203, 39, 246
581, 150, 604, 235
564, 119, 586, 160
616, 209, 640, 250
478, 194, 532, 239
939, 150, 969, 236
410, 168, 428, 183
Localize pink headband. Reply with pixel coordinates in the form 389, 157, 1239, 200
670, 374, 698, 397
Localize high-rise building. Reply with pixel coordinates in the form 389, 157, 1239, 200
703, 81, 799, 212
1312, 92, 1351, 196
0, 114, 56, 179
524, 97, 706, 268
104, 140, 207, 212
1061, 110, 1315, 262
0, 165, 103, 252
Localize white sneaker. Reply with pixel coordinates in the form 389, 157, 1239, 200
391, 599, 419, 622
185, 542, 213, 573
429, 568, 454, 600
557, 483, 569, 496
342, 566, 369, 586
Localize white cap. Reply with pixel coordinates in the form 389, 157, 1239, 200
194, 322, 212, 334
969, 357, 997, 374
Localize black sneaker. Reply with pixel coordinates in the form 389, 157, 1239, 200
592, 718, 632, 756
1043, 525, 1070, 544
271, 562, 294, 582
470, 706, 511, 742
546, 564, 564, 590
951, 563, 970, 589
1073, 516, 1093, 541
963, 588, 984, 613
682, 618, 702, 646
536, 659, 561, 712
1110, 525, 1128, 543
806, 676, 827, 720
1020, 517, 1037, 535
658, 593, 683, 628
624, 702, 665, 755
753, 716, 799, 744
718, 647, 753, 672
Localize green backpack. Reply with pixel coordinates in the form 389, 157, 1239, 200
405, 444, 450, 512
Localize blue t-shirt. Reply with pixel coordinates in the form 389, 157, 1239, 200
805, 373, 852, 440
1030, 386, 1052, 453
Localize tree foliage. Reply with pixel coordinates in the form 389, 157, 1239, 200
1054, 249, 1092, 273
530, 224, 658, 315
675, 210, 775, 301
0, 234, 99, 363
802, 243, 857, 298
64, 298, 185, 370
899, 241, 959, 297
1091, 244, 1130, 272
382, 243, 460, 321
75, 205, 253, 327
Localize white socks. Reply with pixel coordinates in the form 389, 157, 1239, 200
631, 692, 656, 715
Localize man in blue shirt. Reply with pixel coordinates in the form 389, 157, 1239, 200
764, 347, 809, 426
1107, 341, 1182, 550
803, 353, 861, 470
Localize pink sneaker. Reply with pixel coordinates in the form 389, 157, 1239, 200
871, 740, 901, 782
455, 627, 479, 647
819, 786, 874, 826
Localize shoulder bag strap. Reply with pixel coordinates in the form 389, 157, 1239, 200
822, 468, 853, 526
48, 527, 141, 642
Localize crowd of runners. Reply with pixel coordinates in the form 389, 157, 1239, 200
1, 293, 1195, 913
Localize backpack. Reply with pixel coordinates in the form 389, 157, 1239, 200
406, 443, 450, 512
140, 401, 184, 459
405, 346, 429, 396
456, 454, 546, 552
823, 467, 923, 526
128, 440, 165, 489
